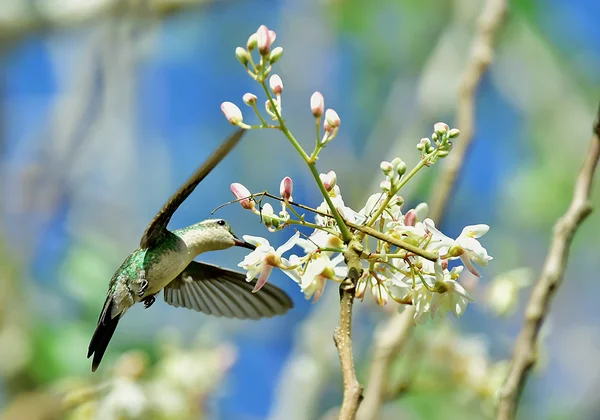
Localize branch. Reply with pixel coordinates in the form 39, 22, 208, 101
428, 0, 508, 224
334, 239, 365, 420
357, 1, 508, 418
496, 105, 600, 419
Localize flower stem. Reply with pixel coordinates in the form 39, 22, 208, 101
260, 82, 353, 243
363, 149, 438, 230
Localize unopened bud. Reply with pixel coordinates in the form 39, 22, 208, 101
448, 128, 460, 138
434, 122, 449, 136
269, 47, 283, 64
247, 33, 258, 51
320, 171, 337, 192
324, 109, 340, 129
396, 161, 407, 176
441, 258, 449, 270
269, 74, 283, 95
310, 91, 324, 118
221, 102, 243, 125
230, 183, 254, 210
257, 25, 272, 56
415, 202, 428, 220
235, 47, 250, 66
355, 280, 367, 299
438, 150, 450, 158
243, 93, 257, 106
380, 161, 393, 174
280, 176, 293, 201
417, 138, 430, 151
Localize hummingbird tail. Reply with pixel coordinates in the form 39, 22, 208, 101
88, 297, 121, 372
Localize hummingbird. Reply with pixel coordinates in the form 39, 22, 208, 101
88, 128, 293, 372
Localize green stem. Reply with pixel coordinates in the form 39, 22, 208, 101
260, 82, 353, 243
363, 149, 439, 230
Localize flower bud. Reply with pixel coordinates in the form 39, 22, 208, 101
380, 161, 393, 174
434, 122, 449, 136
355, 280, 367, 299
324, 109, 341, 128
268, 47, 283, 64
269, 74, 283, 95
235, 47, 250, 66
257, 25, 272, 56
243, 93, 257, 106
230, 183, 254, 210
438, 150, 450, 158
221, 102, 243, 125
319, 171, 337, 192
417, 138, 430, 151
247, 33, 258, 50
396, 161, 407, 176
280, 176, 293, 201
310, 91, 324, 118
448, 128, 460, 138
261, 202, 275, 224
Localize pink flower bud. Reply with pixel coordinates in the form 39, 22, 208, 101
441, 258, 449, 270
434, 122, 449, 135
257, 25, 272, 56
221, 102, 243, 125
243, 93, 257, 105
269, 74, 283, 95
310, 91, 324, 118
325, 109, 341, 129
380, 161, 393, 174
269, 30, 277, 44
230, 183, 254, 210
280, 176, 293, 201
319, 170, 337, 192
404, 209, 417, 227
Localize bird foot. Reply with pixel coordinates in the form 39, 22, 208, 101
138, 279, 149, 297
142, 294, 156, 309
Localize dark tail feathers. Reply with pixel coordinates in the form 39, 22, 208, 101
88, 297, 120, 372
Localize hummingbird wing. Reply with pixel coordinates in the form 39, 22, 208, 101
163, 261, 294, 319
140, 128, 246, 249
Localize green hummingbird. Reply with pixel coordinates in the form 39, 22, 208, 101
88, 129, 293, 372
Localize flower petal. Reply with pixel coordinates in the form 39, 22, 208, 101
252, 264, 274, 293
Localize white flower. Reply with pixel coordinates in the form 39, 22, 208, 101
297, 254, 346, 301
424, 219, 492, 277
412, 261, 472, 322
295, 229, 344, 255
238, 232, 300, 292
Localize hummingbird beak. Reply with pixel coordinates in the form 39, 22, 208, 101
233, 235, 256, 250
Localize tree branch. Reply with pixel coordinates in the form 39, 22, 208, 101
496, 105, 600, 420
334, 239, 365, 420
428, 0, 508, 224
357, 1, 508, 418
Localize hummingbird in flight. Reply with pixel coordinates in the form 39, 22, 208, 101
88, 129, 293, 372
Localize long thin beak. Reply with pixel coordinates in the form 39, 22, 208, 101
233, 235, 256, 250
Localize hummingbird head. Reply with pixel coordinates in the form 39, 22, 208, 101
196, 219, 256, 251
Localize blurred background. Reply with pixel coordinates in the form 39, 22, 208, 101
0, 0, 599, 419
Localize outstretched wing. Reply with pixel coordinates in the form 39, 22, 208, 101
140, 128, 246, 249
163, 261, 294, 319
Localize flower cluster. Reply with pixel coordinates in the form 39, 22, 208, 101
218, 26, 492, 323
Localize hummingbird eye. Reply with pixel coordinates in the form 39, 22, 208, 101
217, 219, 226, 226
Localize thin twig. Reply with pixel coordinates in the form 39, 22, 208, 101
496, 105, 600, 419
357, 1, 508, 419
335, 239, 365, 420
428, 0, 508, 224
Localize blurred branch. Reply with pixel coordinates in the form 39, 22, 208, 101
428, 0, 508, 224
0, 0, 220, 42
497, 105, 600, 419
357, 1, 508, 419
